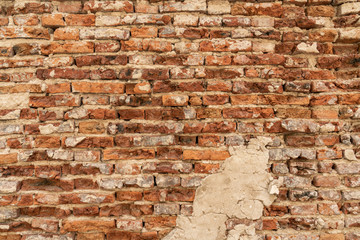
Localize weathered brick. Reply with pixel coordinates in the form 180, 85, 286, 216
131, 26, 158, 37
231, 3, 283, 17
84, 1, 134, 13
41, 42, 94, 55
30, 95, 80, 108
62, 220, 115, 233
103, 149, 155, 160
200, 39, 251, 52
0, 180, 20, 193
159, 0, 206, 12
95, 41, 121, 52
65, 14, 95, 26
0, 1, 358, 238
0, 27, 50, 40
289, 205, 317, 215
307, 6, 334, 17
183, 149, 230, 160
13, 15, 39, 26
72, 82, 125, 94
143, 40, 172, 52
313, 176, 341, 187
41, 14, 65, 27
338, 2, 360, 16
58, 2, 82, 13
80, 28, 130, 40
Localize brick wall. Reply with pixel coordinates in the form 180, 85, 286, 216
0, 0, 360, 239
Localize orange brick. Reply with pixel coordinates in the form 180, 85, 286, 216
72, 82, 125, 94
183, 149, 230, 160
54, 28, 79, 40
41, 14, 65, 27
131, 26, 158, 38
65, 14, 95, 26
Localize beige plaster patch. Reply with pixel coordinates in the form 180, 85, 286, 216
163, 137, 282, 240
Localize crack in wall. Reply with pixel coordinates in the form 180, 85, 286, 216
163, 137, 283, 240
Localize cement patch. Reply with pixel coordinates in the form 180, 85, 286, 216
163, 137, 282, 240
0, 93, 29, 109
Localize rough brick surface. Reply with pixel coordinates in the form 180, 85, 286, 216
0, 0, 359, 239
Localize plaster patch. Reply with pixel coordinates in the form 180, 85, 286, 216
64, 136, 86, 147
39, 124, 58, 135
0, 110, 20, 120
163, 137, 282, 240
0, 93, 29, 109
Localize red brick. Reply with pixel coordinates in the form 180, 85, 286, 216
61, 220, 115, 233
30, 95, 80, 107
162, 95, 189, 106
31, 219, 59, 232
317, 148, 342, 160
223, 107, 275, 119
41, 42, 94, 55
103, 149, 155, 160
65, 14, 95, 26
22, 179, 73, 192
143, 40, 172, 52
314, 175, 340, 187
76, 233, 104, 240
79, 122, 105, 134
339, 94, 360, 105
63, 137, 114, 148
206, 55, 232, 65
54, 28, 79, 40
286, 135, 315, 147
76, 55, 127, 67
58, 2, 82, 13
116, 191, 143, 201
41, 14, 65, 27
312, 109, 338, 119
231, 3, 283, 17
289, 205, 317, 215
307, 6, 334, 17
0, 153, 18, 164
118, 109, 144, 119
83, 1, 134, 13
135, 3, 158, 13
131, 26, 158, 38
89, 109, 117, 119
34, 136, 61, 148
309, 29, 337, 42
200, 40, 251, 52
183, 149, 230, 160
203, 95, 229, 105
72, 82, 125, 94
144, 216, 176, 230
262, 219, 278, 230
13, 15, 39, 26
318, 203, 341, 215
95, 41, 121, 52
8, 3, 52, 14
46, 83, 71, 93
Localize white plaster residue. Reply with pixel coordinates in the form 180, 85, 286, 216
163, 137, 282, 240
227, 223, 257, 240
64, 136, 86, 147
295, 42, 319, 54
0, 93, 29, 109
79, 194, 106, 204
0, 110, 20, 120
344, 149, 358, 161
39, 124, 58, 135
